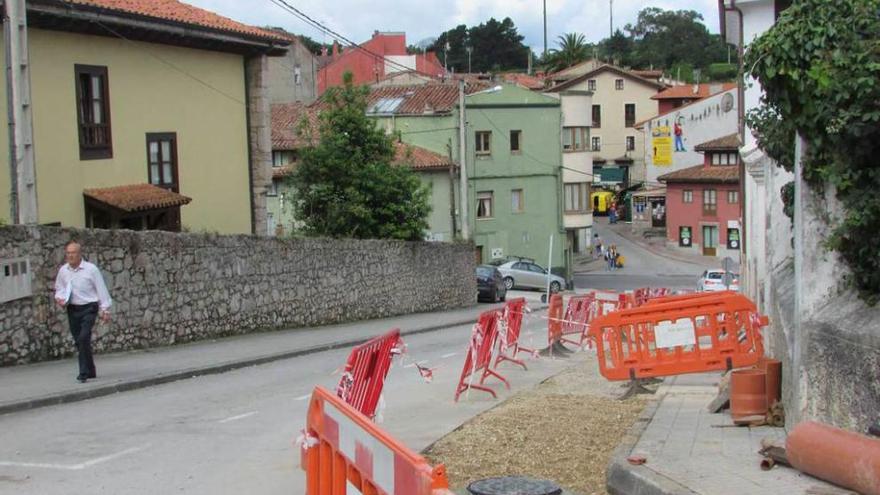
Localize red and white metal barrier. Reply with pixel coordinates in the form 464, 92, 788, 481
336, 329, 402, 420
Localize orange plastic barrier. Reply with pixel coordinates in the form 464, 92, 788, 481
336, 329, 402, 420
546, 293, 564, 345
454, 310, 510, 401
302, 386, 452, 495
589, 292, 768, 381
494, 297, 533, 370
632, 287, 671, 307
643, 290, 736, 306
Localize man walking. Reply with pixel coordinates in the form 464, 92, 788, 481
54, 240, 112, 383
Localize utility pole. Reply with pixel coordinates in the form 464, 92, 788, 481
4, 0, 38, 224
609, 0, 613, 38
466, 46, 472, 74
543, 0, 547, 59
457, 79, 469, 241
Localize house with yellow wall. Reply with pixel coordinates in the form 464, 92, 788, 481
0, 0, 288, 234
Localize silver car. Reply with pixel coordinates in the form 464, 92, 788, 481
496, 260, 565, 293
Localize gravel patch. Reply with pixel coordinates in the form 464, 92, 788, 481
423, 352, 653, 495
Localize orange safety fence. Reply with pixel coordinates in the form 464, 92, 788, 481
560, 293, 596, 348
545, 293, 564, 346
336, 329, 402, 420
494, 297, 533, 370
642, 290, 735, 306
588, 292, 769, 381
301, 386, 453, 495
454, 310, 510, 401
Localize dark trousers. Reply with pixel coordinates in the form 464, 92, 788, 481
67, 302, 98, 378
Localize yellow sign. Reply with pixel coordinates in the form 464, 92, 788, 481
652, 126, 672, 166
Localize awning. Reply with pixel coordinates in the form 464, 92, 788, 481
83, 183, 191, 213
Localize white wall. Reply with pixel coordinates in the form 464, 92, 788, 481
643, 88, 739, 186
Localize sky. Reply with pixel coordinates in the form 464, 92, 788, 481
184, 0, 722, 53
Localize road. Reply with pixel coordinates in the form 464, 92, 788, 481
0, 312, 574, 495
574, 219, 716, 292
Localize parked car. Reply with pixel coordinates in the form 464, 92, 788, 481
496, 260, 565, 293
697, 269, 740, 292
476, 265, 507, 303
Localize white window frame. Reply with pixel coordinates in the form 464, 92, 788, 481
683, 189, 693, 203
591, 136, 602, 152
587, 79, 597, 91
624, 103, 636, 128
626, 135, 635, 151
511, 189, 524, 213
615, 78, 624, 90
475, 131, 491, 156
476, 191, 494, 218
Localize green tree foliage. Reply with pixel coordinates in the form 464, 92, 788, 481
544, 33, 593, 73
624, 8, 728, 76
431, 18, 529, 72
746, 0, 880, 303
298, 35, 328, 56
598, 29, 634, 67
289, 73, 431, 241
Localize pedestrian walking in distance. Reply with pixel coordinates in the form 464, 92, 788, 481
54, 240, 112, 383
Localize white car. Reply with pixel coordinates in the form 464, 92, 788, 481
697, 269, 740, 292
496, 260, 565, 293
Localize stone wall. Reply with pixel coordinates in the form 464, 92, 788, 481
0, 226, 476, 366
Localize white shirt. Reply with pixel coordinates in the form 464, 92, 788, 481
54, 260, 112, 311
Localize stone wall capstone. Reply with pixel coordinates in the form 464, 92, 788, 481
0, 226, 476, 366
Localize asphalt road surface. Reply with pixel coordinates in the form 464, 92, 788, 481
0, 313, 572, 495
575, 220, 716, 292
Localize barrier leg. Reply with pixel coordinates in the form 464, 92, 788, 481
494, 352, 527, 371
455, 381, 498, 402
480, 367, 511, 390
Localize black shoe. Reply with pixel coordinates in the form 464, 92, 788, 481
87, 372, 96, 379
77, 375, 87, 383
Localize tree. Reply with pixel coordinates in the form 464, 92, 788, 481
544, 33, 592, 73
289, 73, 431, 241
624, 8, 727, 72
430, 18, 529, 72
598, 29, 634, 67
298, 35, 328, 56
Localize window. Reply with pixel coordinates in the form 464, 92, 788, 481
75, 65, 112, 160
626, 136, 635, 151
712, 152, 739, 165
683, 189, 693, 203
563, 127, 589, 151
591, 136, 601, 152
615, 78, 624, 90
294, 64, 302, 85
592, 105, 601, 128
587, 79, 596, 91
625, 103, 636, 128
728, 190, 739, 204
475, 131, 491, 155
703, 188, 717, 215
146, 133, 178, 192
564, 183, 590, 212
511, 189, 524, 212
273, 150, 296, 167
510, 130, 522, 153
267, 179, 278, 197
476, 191, 493, 218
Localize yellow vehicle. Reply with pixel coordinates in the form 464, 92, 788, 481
591, 191, 615, 214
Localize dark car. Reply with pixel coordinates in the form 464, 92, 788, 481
476, 265, 507, 303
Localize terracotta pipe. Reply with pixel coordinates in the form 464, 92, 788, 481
787, 421, 880, 495
730, 369, 767, 423
762, 358, 782, 407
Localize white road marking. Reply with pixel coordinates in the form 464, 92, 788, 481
218, 411, 257, 423
294, 394, 312, 401
0, 445, 147, 471
441, 352, 457, 359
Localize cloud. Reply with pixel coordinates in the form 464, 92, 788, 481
184, 0, 721, 51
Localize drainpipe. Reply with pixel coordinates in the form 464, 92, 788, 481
729, 0, 747, 260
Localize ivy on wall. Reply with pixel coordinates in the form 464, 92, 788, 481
746, 0, 880, 303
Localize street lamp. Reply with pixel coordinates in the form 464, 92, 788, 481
466, 46, 473, 73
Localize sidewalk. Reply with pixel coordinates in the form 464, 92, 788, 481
0, 292, 548, 416
607, 373, 852, 495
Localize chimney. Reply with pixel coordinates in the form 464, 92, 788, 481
321, 46, 328, 57
332, 41, 340, 57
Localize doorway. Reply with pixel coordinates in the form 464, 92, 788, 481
475, 246, 484, 265
702, 225, 718, 256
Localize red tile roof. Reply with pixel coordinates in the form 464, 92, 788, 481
501, 73, 545, 90
365, 82, 490, 115
272, 102, 320, 150
546, 64, 666, 92
657, 164, 740, 184
393, 143, 454, 170
84, 183, 192, 212
64, 0, 286, 41
652, 83, 737, 100
694, 134, 741, 152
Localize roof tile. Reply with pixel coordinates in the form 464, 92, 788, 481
83, 183, 192, 212
65, 0, 286, 41
652, 83, 737, 100
693, 133, 741, 152
657, 164, 740, 184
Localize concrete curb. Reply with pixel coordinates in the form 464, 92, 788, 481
0, 305, 549, 417
606, 387, 699, 495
